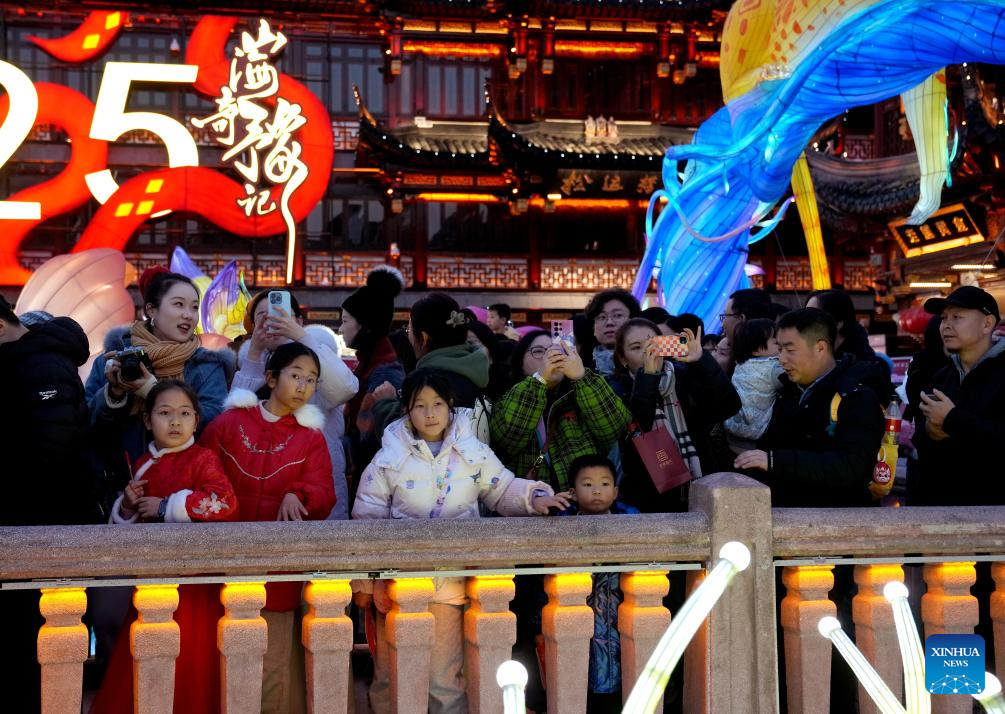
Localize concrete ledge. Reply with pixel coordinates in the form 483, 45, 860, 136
773, 505, 1005, 558
0, 512, 710, 582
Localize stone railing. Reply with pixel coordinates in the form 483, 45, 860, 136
2, 473, 1005, 713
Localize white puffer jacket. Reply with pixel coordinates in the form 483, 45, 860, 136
352, 408, 552, 603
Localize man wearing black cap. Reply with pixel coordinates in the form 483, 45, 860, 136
913, 285, 1005, 505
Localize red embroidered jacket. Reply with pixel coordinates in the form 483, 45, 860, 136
200, 390, 335, 610
110, 442, 237, 524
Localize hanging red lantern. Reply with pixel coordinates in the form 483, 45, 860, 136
899, 305, 930, 334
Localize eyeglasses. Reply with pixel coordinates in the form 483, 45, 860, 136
594, 311, 629, 325
528, 346, 549, 358
719, 312, 741, 321
281, 370, 320, 387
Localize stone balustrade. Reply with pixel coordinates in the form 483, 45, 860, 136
3, 474, 1005, 713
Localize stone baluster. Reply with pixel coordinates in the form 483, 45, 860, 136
37, 587, 88, 714
302, 579, 353, 714
922, 562, 978, 714
464, 575, 517, 714
852, 565, 905, 714
386, 577, 436, 714
131, 584, 181, 714
780, 565, 835, 714
992, 563, 1005, 685
686, 471, 778, 714
619, 570, 671, 709
219, 582, 268, 714
542, 572, 594, 714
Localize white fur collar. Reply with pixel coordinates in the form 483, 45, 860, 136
224, 388, 325, 430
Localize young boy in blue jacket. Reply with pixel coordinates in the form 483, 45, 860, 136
559, 454, 640, 712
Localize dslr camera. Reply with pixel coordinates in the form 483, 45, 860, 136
115, 347, 153, 382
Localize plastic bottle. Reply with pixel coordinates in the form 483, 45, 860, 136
870, 398, 902, 500
884, 398, 902, 445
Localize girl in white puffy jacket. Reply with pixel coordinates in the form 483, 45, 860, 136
352, 368, 568, 714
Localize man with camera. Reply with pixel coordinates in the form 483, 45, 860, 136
912, 286, 1005, 505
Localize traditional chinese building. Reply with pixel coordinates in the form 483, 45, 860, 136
2, 1, 1003, 321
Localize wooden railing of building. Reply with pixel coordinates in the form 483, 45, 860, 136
2, 473, 1005, 713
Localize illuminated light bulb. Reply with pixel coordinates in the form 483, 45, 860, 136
623, 542, 750, 714
973, 673, 1005, 713
883, 581, 930, 714
819, 617, 906, 714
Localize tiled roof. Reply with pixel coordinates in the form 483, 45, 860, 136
808, 151, 922, 217
356, 88, 688, 169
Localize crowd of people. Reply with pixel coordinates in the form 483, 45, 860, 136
1, 263, 1003, 714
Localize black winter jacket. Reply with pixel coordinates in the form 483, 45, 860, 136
837, 323, 893, 407
757, 354, 884, 508
0, 317, 100, 525
608, 351, 741, 512
912, 338, 1005, 505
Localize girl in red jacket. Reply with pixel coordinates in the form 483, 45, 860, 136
200, 341, 335, 713
91, 380, 237, 714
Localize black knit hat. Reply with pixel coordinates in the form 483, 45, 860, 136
342, 265, 405, 335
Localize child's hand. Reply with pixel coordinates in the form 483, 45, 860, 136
122, 479, 147, 513
136, 496, 163, 520
373, 580, 392, 614
531, 490, 572, 514
277, 493, 309, 521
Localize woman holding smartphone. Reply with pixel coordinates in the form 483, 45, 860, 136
607, 318, 740, 512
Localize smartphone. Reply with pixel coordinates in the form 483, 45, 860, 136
550, 319, 574, 345
268, 290, 292, 318
652, 334, 689, 358
267, 291, 293, 333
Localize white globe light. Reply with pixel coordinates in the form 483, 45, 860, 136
818, 616, 842, 637
718, 541, 751, 572
882, 581, 909, 602
496, 660, 528, 689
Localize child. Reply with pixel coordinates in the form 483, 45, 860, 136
352, 368, 568, 713
558, 455, 639, 714
90, 380, 237, 714
724, 318, 784, 453
200, 342, 335, 714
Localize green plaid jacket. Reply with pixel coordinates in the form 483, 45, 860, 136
489, 371, 632, 491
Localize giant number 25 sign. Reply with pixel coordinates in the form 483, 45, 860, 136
0, 12, 334, 285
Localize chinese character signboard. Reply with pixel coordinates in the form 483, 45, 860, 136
889, 203, 985, 258
0, 12, 333, 285
553, 169, 661, 199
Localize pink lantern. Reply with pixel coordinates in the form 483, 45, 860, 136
15, 249, 135, 380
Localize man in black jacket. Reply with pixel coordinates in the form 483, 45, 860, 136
913, 286, 1005, 505
734, 308, 884, 507
0, 296, 98, 713
0, 298, 98, 523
